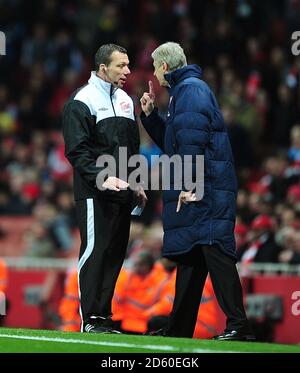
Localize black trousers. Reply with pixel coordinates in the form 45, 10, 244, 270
167, 244, 251, 338
75, 197, 131, 329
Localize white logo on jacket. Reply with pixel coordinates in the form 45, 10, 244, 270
120, 101, 131, 114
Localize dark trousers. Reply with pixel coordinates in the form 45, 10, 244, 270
75, 197, 131, 329
167, 244, 251, 338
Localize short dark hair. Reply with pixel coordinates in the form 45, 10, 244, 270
95, 44, 127, 71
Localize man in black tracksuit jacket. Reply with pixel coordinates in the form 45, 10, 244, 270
62, 44, 146, 333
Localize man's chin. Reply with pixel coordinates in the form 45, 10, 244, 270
117, 79, 127, 88
113, 82, 123, 89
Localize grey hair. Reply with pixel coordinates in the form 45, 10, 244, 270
151, 42, 187, 72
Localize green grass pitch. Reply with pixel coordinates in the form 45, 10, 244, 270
0, 327, 299, 353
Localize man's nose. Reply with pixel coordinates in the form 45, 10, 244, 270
124, 66, 130, 74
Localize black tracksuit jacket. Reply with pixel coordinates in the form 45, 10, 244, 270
62, 72, 140, 203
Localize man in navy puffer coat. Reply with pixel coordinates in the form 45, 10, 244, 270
140, 42, 254, 341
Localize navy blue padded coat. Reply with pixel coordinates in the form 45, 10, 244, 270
141, 65, 238, 260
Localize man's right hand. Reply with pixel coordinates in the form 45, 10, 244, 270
102, 176, 129, 192
140, 81, 155, 116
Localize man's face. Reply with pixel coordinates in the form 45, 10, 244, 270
104, 51, 130, 88
153, 60, 168, 87
133, 258, 151, 276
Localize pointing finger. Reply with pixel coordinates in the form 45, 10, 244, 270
176, 197, 181, 213
149, 81, 155, 99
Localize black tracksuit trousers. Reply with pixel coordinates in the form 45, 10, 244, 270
75, 197, 131, 329
167, 244, 251, 338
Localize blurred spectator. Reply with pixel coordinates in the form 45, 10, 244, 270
238, 214, 282, 264
46, 29, 83, 79
4, 172, 33, 215
276, 226, 300, 265
20, 23, 50, 69
223, 105, 254, 169
237, 189, 256, 224
112, 250, 166, 334
286, 184, 300, 206
220, 79, 262, 151
234, 222, 248, 254
48, 69, 79, 128
258, 155, 290, 204
288, 125, 300, 165
24, 221, 56, 257
47, 132, 72, 183
0, 86, 17, 136
272, 84, 298, 148
23, 202, 74, 257
278, 204, 298, 227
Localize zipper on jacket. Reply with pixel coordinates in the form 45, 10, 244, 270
110, 85, 117, 116
172, 126, 178, 153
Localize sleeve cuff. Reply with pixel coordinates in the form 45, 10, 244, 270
140, 107, 158, 125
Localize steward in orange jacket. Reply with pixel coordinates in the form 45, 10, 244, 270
144, 271, 218, 339
112, 252, 172, 333
143, 263, 176, 321
0, 258, 7, 294
193, 277, 219, 339
58, 266, 80, 332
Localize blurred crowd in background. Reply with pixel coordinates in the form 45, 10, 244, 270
1, 0, 300, 264
1, 0, 300, 336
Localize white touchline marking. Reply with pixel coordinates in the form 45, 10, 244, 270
0, 333, 239, 353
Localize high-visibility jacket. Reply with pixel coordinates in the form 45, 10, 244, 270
142, 269, 176, 319
193, 277, 218, 339
112, 262, 169, 333
58, 267, 80, 332
0, 258, 8, 293
143, 272, 218, 339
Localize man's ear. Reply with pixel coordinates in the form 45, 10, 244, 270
162, 62, 168, 73
100, 64, 107, 73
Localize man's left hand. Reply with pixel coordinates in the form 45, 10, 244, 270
176, 190, 197, 212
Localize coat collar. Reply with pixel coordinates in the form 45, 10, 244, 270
88, 71, 117, 96
164, 64, 202, 88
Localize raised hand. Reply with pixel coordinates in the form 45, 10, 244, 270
140, 80, 155, 116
